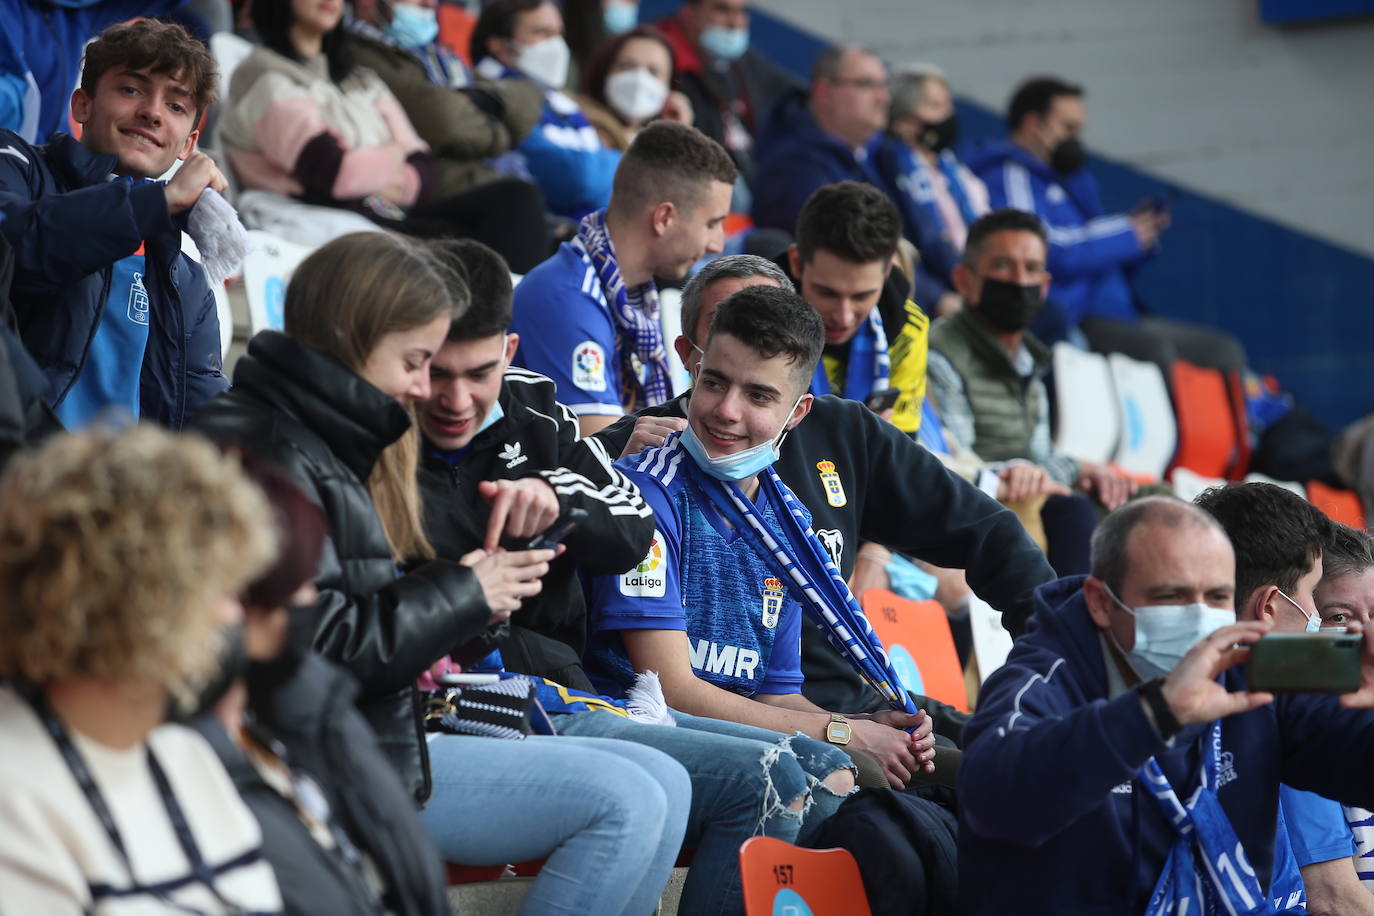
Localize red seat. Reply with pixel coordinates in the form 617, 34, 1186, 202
1168, 361, 1240, 481
739, 836, 871, 916
1307, 480, 1367, 530
437, 2, 477, 65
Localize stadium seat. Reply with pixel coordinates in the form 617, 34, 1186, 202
1107, 353, 1176, 481
241, 230, 315, 333
739, 836, 871, 916
861, 590, 968, 712
1168, 361, 1240, 480
1052, 343, 1121, 465
967, 596, 1014, 689
1307, 480, 1367, 530
1244, 472, 1307, 498
438, 1, 477, 65
659, 286, 692, 395
1169, 466, 1226, 503
235, 190, 380, 249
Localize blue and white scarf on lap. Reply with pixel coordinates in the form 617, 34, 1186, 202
811, 309, 889, 404
574, 209, 672, 407
1140, 721, 1278, 915
681, 451, 918, 714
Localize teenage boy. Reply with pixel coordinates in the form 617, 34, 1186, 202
0, 18, 229, 429
415, 241, 875, 916
511, 120, 734, 436
584, 283, 938, 790
1196, 482, 1374, 916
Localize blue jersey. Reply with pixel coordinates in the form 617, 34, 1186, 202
512, 241, 650, 419
584, 437, 805, 699
1281, 784, 1356, 867
55, 250, 149, 428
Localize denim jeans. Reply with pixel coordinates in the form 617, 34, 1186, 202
419, 733, 690, 915
554, 709, 856, 915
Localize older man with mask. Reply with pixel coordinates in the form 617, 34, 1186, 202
960, 495, 1374, 914
598, 254, 1055, 731
751, 44, 891, 238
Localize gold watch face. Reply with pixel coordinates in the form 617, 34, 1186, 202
826, 720, 851, 745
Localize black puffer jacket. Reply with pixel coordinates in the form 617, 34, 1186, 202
194, 331, 491, 801
194, 651, 451, 916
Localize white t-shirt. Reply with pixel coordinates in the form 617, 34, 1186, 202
0, 688, 283, 914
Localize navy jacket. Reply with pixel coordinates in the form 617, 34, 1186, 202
751, 88, 883, 236
960, 576, 1374, 914
0, 130, 226, 428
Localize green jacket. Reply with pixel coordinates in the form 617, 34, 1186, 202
929, 307, 1053, 466
346, 33, 543, 199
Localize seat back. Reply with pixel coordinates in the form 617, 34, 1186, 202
1052, 343, 1121, 464
739, 836, 871, 916
1307, 480, 1367, 530
967, 595, 1015, 687
1107, 353, 1176, 481
658, 286, 692, 395
438, 2, 478, 64
1169, 466, 1227, 503
861, 590, 968, 712
1168, 361, 1239, 480
241, 230, 315, 334
1244, 472, 1307, 498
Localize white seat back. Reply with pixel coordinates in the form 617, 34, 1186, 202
241, 230, 315, 334
1169, 466, 1226, 502
1244, 472, 1308, 498
658, 286, 691, 395
1108, 353, 1177, 480
968, 596, 1015, 686
1052, 343, 1120, 464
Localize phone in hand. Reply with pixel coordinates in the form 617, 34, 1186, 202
523, 508, 587, 551
1248, 631, 1363, 694
865, 387, 900, 413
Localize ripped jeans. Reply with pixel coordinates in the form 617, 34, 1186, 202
552, 708, 856, 916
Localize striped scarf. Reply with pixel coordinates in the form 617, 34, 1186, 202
574, 209, 672, 407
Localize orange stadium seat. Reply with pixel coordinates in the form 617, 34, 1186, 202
1168, 361, 1241, 481
1307, 479, 1367, 530
438, 2, 477, 65
740, 836, 871, 916
862, 590, 968, 712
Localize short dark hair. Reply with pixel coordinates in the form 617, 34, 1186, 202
963, 209, 1047, 266
1091, 496, 1227, 596
429, 239, 514, 342
794, 181, 900, 266
609, 121, 736, 218
81, 19, 218, 120
470, 0, 547, 65
1194, 482, 1334, 607
1320, 523, 1374, 582
1007, 76, 1083, 132
706, 285, 823, 391
254, 0, 353, 82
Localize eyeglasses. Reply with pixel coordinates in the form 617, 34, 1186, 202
828, 77, 889, 92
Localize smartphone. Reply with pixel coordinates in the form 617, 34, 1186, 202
865, 387, 900, 412
523, 507, 586, 551
1248, 631, 1363, 694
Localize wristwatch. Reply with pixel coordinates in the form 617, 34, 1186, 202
825, 714, 852, 746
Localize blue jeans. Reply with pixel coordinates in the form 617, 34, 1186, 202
420, 733, 690, 916
554, 709, 856, 916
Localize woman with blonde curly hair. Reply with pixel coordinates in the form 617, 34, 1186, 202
0, 424, 284, 913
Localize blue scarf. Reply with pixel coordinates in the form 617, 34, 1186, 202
1140, 721, 1272, 915
891, 143, 979, 234
811, 310, 890, 403
574, 209, 672, 408
680, 448, 917, 714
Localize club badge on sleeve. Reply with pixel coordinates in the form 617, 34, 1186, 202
816, 460, 846, 507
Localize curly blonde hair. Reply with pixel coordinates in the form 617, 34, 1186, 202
0, 426, 276, 692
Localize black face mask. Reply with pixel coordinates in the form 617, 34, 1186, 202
168, 622, 248, 723
244, 603, 322, 699
917, 113, 959, 153
1050, 137, 1086, 176
975, 278, 1045, 333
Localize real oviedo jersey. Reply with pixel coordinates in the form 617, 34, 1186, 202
584, 437, 805, 699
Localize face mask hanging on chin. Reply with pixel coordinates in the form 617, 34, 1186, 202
681, 395, 803, 483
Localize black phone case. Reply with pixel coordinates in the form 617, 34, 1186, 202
1248, 633, 1363, 693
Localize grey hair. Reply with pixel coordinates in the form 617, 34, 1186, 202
1323, 523, 1374, 581
680, 255, 795, 345
1089, 496, 1227, 595
889, 63, 948, 128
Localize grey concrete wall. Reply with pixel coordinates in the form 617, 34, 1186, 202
756, 0, 1374, 256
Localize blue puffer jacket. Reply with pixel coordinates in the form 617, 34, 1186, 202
959, 575, 1374, 915
0, 130, 226, 428
968, 139, 1148, 327
751, 88, 884, 235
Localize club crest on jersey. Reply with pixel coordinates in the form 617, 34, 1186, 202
761, 577, 785, 629
816, 460, 846, 507
621, 530, 666, 597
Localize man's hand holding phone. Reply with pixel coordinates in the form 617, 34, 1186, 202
478, 478, 560, 550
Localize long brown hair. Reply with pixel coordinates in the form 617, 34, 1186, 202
284, 232, 467, 562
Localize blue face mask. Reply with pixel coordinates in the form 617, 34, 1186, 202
698, 25, 749, 61
603, 0, 639, 35
476, 400, 504, 437
385, 1, 439, 48
1106, 587, 1236, 680
680, 396, 800, 483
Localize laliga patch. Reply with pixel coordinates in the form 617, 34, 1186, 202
572, 340, 608, 392
620, 530, 666, 597
761, 577, 785, 629
816, 460, 846, 507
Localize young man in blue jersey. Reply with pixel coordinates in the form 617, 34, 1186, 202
0, 18, 229, 430
1195, 482, 1374, 916
959, 495, 1374, 914
510, 119, 734, 436
585, 283, 937, 791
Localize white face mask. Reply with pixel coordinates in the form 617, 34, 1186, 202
1276, 587, 1322, 632
1106, 587, 1236, 680
605, 67, 669, 122
516, 35, 571, 88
